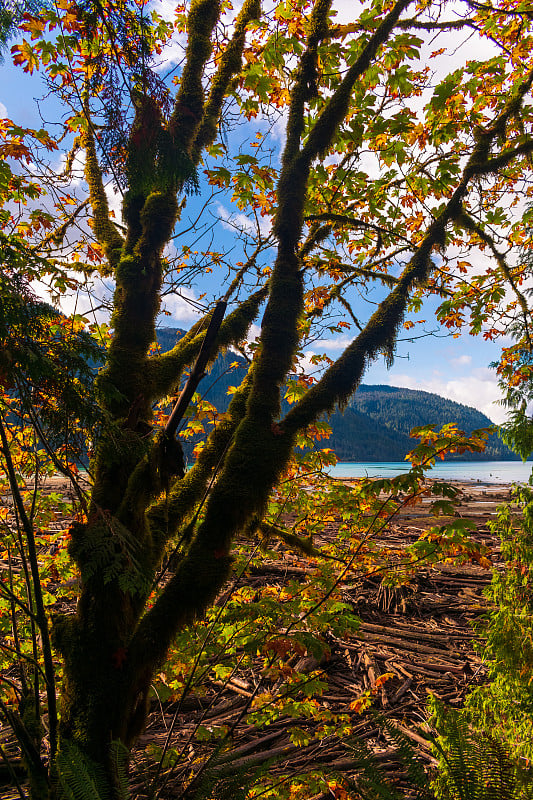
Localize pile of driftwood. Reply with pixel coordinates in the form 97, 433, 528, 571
132, 483, 510, 799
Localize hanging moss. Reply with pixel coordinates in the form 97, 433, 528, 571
170, 0, 221, 152
82, 126, 124, 274
90, 422, 152, 514
147, 285, 267, 402
122, 192, 145, 254
281, 231, 458, 437
128, 94, 200, 196
192, 0, 261, 160
126, 95, 161, 194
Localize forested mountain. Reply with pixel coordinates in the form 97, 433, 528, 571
330, 385, 516, 461
157, 329, 517, 462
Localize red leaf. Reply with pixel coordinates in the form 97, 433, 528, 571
112, 647, 128, 669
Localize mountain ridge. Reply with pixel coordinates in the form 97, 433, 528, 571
156, 327, 518, 462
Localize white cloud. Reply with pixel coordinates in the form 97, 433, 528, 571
383, 367, 507, 424
30, 275, 114, 326
297, 351, 318, 374
246, 322, 261, 342
151, 0, 188, 67
0, 101, 7, 118
450, 354, 472, 368
229, 321, 261, 358
105, 183, 124, 225
53, 148, 86, 188
332, 0, 364, 24
313, 335, 353, 351
160, 286, 204, 324
266, 107, 288, 146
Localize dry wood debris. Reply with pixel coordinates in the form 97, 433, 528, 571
130, 482, 511, 798
0, 479, 513, 798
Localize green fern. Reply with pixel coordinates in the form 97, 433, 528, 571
55, 740, 130, 800
374, 713, 433, 798
338, 710, 523, 800
426, 486, 533, 800
429, 698, 520, 800
56, 741, 110, 800
109, 741, 131, 800
70, 516, 150, 596
343, 737, 405, 800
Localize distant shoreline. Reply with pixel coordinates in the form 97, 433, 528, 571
333, 457, 533, 463
328, 459, 531, 486
332, 475, 513, 489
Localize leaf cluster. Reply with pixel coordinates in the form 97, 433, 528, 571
1, 270, 103, 460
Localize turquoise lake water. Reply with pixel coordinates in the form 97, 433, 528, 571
328, 460, 532, 484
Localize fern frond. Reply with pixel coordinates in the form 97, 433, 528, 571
176, 740, 274, 800
429, 698, 520, 800
71, 515, 150, 596
56, 741, 111, 800
109, 740, 131, 800
371, 713, 433, 799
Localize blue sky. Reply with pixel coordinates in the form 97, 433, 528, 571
0, 11, 513, 426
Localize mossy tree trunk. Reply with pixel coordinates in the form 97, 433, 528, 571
35, 0, 533, 795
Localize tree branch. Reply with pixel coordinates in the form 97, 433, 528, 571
170, 0, 222, 151
474, 139, 533, 176
0, 419, 57, 759
146, 285, 267, 402
129, 376, 253, 654
304, 212, 412, 247
147, 374, 252, 562
82, 124, 124, 274
164, 300, 227, 439
281, 76, 533, 434
126, 0, 418, 671
457, 211, 532, 344
299, 0, 412, 166
192, 0, 261, 161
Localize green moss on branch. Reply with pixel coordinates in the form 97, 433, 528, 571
82, 126, 124, 273
192, 0, 261, 160
146, 285, 267, 402
170, 0, 221, 151
259, 522, 320, 557
280, 0, 331, 169
301, 0, 412, 164
281, 192, 466, 434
